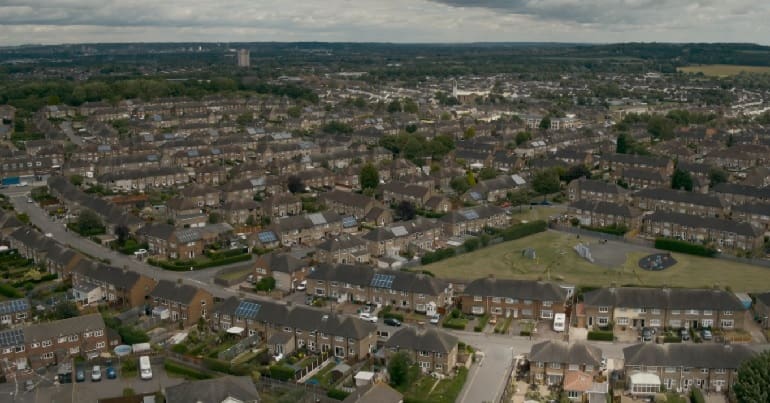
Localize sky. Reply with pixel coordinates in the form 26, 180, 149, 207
0, 0, 769, 46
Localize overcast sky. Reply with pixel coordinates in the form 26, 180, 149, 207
0, 0, 768, 45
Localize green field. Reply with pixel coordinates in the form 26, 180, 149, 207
678, 64, 770, 76
426, 231, 770, 292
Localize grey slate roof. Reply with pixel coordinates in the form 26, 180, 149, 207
529, 340, 602, 366
572, 178, 625, 195
74, 260, 145, 290
23, 313, 106, 345
634, 188, 725, 208
385, 327, 458, 354
582, 287, 746, 311
149, 280, 203, 304
342, 383, 403, 403
463, 278, 568, 301
644, 211, 762, 237
307, 263, 448, 296
165, 375, 260, 403
254, 252, 305, 274
569, 200, 636, 218
713, 183, 770, 199
623, 343, 756, 369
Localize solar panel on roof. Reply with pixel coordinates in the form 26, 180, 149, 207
308, 213, 327, 225
0, 328, 24, 348
258, 231, 277, 243
342, 216, 357, 228
469, 192, 482, 201
0, 299, 28, 315
370, 273, 395, 289
390, 226, 408, 237
460, 210, 480, 220
234, 301, 262, 319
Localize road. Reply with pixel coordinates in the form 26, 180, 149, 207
5, 189, 243, 299
60, 121, 84, 146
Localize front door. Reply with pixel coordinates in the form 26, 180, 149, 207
588, 316, 593, 326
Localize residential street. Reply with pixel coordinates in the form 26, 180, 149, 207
4, 189, 242, 299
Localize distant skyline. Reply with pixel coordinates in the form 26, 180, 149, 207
1, 0, 769, 46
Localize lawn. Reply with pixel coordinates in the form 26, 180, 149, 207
425, 230, 770, 291
403, 367, 469, 403
677, 64, 770, 76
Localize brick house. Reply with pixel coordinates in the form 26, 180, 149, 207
753, 292, 770, 329
460, 278, 569, 320
260, 193, 302, 219
732, 203, 770, 233
633, 188, 726, 218
712, 183, 770, 204
316, 235, 370, 264
96, 167, 188, 192
72, 260, 157, 308
581, 287, 747, 331
617, 167, 668, 189
567, 200, 640, 229
0, 299, 32, 327
642, 211, 763, 252
567, 178, 628, 203
601, 154, 673, 176
180, 184, 221, 207
385, 328, 458, 375
381, 181, 433, 208
149, 280, 214, 327
439, 205, 509, 237
623, 343, 756, 395
361, 218, 442, 257
270, 211, 343, 246
528, 341, 602, 386
252, 252, 309, 292
319, 190, 377, 219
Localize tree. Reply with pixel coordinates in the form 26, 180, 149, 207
562, 165, 591, 183
69, 174, 84, 186
507, 190, 530, 212
532, 169, 561, 200
387, 100, 402, 113
360, 163, 380, 190
75, 209, 105, 236
539, 116, 551, 130
287, 175, 305, 194
287, 106, 302, 119
463, 127, 476, 139
709, 167, 728, 187
450, 176, 470, 194
734, 350, 770, 403
671, 169, 693, 191
236, 113, 253, 126
388, 352, 412, 388
647, 115, 675, 140
515, 131, 532, 146
402, 98, 418, 114
115, 225, 130, 245
395, 201, 416, 221
466, 171, 476, 186
478, 167, 498, 180
53, 301, 79, 320
616, 133, 630, 154
208, 213, 221, 224
255, 277, 276, 292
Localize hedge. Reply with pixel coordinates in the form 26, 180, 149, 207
327, 389, 351, 400
11, 273, 58, 288
499, 220, 547, 241
520, 330, 531, 337
420, 248, 456, 265
0, 283, 22, 298
269, 365, 296, 381
442, 318, 468, 330
587, 330, 614, 341
474, 314, 490, 332
654, 238, 716, 257
663, 335, 682, 343
205, 247, 249, 260
690, 387, 705, 403
580, 224, 628, 236
149, 253, 251, 271
164, 361, 211, 380
383, 311, 405, 322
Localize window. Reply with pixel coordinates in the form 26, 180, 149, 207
568, 391, 580, 399
723, 310, 733, 316
665, 367, 676, 373
617, 317, 629, 325
419, 351, 430, 357
435, 364, 443, 371
58, 336, 67, 344
492, 297, 501, 303
536, 362, 544, 368
31, 342, 40, 349
568, 364, 579, 371
598, 317, 609, 326
701, 368, 709, 374
714, 368, 726, 374
96, 342, 105, 349
542, 301, 552, 307
42, 340, 52, 348
69, 346, 79, 354
436, 352, 442, 358
505, 298, 514, 304
721, 319, 734, 328
671, 310, 680, 315
541, 310, 553, 319
651, 309, 661, 315
420, 361, 431, 369
650, 319, 661, 327
473, 296, 483, 302
524, 300, 532, 305
472, 306, 484, 315
598, 306, 609, 313
335, 336, 344, 342
703, 310, 713, 316
549, 363, 561, 369
283, 327, 292, 332
41, 352, 54, 360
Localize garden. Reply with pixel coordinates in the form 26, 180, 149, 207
0, 249, 59, 299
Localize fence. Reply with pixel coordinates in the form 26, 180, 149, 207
293, 352, 331, 382
256, 377, 339, 403
218, 333, 261, 361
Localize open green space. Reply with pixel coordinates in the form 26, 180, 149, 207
425, 230, 770, 291
678, 64, 770, 76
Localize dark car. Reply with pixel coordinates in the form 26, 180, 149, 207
641, 327, 654, 342
106, 366, 117, 379
75, 367, 86, 383
680, 328, 690, 341
384, 317, 402, 327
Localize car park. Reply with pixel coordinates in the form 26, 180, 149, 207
384, 317, 402, 327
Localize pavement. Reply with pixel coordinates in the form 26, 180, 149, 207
3, 189, 245, 299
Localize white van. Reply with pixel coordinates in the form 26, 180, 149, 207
139, 356, 152, 380
553, 313, 566, 332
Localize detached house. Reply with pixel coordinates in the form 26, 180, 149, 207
460, 278, 569, 320
385, 328, 458, 375
149, 280, 214, 327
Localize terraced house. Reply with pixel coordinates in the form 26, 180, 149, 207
460, 277, 570, 320
439, 205, 508, 237
385, 328, 458, 375
71, 260, 157, 308
305, 263, 452, 315
623, 344, 756, 395
642, 211, 763, 251
361, 218, 441, 257
211, 298, 377, 360
528, 341, 602, 387
149, 280, 214, 327
0, 314, 109, 380
580, 287, 747, 331
567, 178, 629, 203
633, 188, 727, 218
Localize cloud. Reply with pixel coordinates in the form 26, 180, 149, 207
0, 0, 768, 45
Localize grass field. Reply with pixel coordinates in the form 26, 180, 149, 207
678, 64, 770, 76
426, 230, 770, 291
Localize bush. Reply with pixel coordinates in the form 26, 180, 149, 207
148, 253, 251, 271
171, 344, 188, 354
690, 387, 706, 403
327, 389, 351, 400
520, 330, 531, 337
463, 237, 481, 252
663, 335, 682, 343
587, 330, 614, 341
499, 220, 547, 241
118, 326, 149, 345
269, 365, 296, 381
474, 314, 490, 332
164, 361, 211, 380
580, 224, 628, 236
0, 283, 22, 298
205, 248, 249, 260
383, 311, 405, 322
654, 238, 717, 257
420, 248, 456, 265
442, 318, 468, 330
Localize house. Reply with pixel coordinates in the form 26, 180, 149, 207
732, 203, 770, 233
642, 211, 763, 252
381, 181, 433, 208
712, 183, 770, 204
72, 260, 157, 308
464, 175, 525, 203
623, 343, 756, 395
260, 193, 302, 218
96, 167, 188, 192
211, 298, 377, 360
567, 178, 628, 203
316, 235, 370, 264
460, 278, 569, 320
617, 167, 668, 189
305, 263, 452, 315
270, 211, 344, 246
581, 287, 747, 331
633, 188, 726, 218
439, 205, 509, 237
567, 200, 639, 229
319, 190, 376, 219
384, 328, 458, 375
0, 314, 109, 379
361, 218, 442, 257
423, 195, 452, 214
528, 341, 602, 387
165, 196, 207, 228
221, 199, 260, 226
363, 206, 394, 227
0, 299, 32, 327
601, 154, 673, 176
180, 184, 221, 207
342, 383, 403, 403
252, 252, 308, 291
137, 223, 202, 260
149, 280, 214, 326
164, 376, 260, 403
751, 292, 770, 329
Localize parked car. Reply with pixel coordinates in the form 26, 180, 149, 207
680, 328, 690, 341
75, 367, 86, 383
106, 366, 117, 379
91, 365, 102, 382
384, 317, 402, 327
641, 327, 654, 342
359, 312, 378, 323
296, 280, 307, 291
24, 380, 35, 392
430, 315, 440, 324
701, 329, 713, 341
